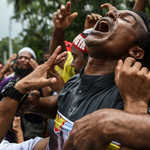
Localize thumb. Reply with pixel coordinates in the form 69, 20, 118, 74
47, 77, 57, 86
115, 59, 123, 86
69, 12, 78, 23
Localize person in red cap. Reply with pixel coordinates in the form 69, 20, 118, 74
71, 31, 89, 74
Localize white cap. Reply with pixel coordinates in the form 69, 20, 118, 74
18, 47, 36, 60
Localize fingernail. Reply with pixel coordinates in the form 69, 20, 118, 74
118, 59, 122, 65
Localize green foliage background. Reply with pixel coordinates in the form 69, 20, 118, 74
0, 0, 150, 63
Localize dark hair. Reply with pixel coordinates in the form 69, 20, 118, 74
133, 11, 150, 60
43, 46, 50, 56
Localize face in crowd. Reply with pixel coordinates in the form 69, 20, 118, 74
71, 33, 88, 74
17, 51, 32, 70
71, 45, 88, 74
85, 10, 147, 61
15, 51, 33, 78
43, 53, 50, 63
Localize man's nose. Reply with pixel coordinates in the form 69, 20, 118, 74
20, 57, 25, 61
105, 11, 118, 21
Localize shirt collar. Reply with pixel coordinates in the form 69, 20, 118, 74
79, 68, 115, 88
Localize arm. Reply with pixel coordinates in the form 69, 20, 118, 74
30, 95, 58, 119
0, 97, 20, 142
50, 2, 78, 69
63, 109, 150, 150
133, 0, 147, 12
14, 47, 66, 118
12, 116, 24, 143
33, 137, 50, 150
114, 57, 149, 150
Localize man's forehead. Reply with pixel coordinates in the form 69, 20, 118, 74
115, 10, 139, 20
18, 51, 32, 57
115, 10, 147, 32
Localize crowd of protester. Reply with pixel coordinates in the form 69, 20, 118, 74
0, 0, 150, 149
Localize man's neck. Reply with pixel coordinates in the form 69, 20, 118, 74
84, 57, 118, 76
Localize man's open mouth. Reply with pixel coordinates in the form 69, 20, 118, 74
95, 20, 109, 32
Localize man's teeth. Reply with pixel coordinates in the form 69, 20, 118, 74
98, 20, 109, 32
100, 21, 108, 24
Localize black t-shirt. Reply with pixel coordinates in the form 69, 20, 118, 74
58, 68, 124, 122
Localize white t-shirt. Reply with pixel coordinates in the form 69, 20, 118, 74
0, 137, 42, 150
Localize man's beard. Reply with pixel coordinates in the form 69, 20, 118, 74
14, 67, 33, 78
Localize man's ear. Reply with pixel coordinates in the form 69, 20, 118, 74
128, 45, 145, 59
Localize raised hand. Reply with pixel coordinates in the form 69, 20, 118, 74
52, 1, 78, 29
4, 54, 17, 70
15, 46, 67, 94
84, 13, 102, 30
12, 116, 24, 143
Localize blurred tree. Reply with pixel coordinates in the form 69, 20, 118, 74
0, 37, 23, 64
0, 38, 9, 64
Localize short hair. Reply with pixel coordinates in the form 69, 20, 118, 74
43, 46, 50, 57
133, 11, 150, 60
